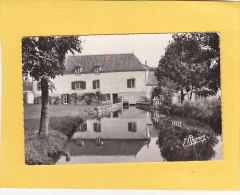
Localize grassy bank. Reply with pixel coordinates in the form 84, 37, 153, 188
24, 104, 102, 119
25, 130, 67, 165
156, 98, 222, 135
24, 112, 85, 165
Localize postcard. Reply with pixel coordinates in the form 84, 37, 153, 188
0, 0, 239, 191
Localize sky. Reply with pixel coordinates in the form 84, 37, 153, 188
72, 34, 173, 68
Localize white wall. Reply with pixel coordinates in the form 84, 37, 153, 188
33, 71, 155, 100
72, 117, 148, 140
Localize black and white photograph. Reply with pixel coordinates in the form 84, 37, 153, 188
22, 33, 222, 165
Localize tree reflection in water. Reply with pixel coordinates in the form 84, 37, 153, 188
153, 116, 219, 161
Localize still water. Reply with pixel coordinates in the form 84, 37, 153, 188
55, 107, 222, 164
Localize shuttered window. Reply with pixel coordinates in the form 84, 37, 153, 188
94, 123, 101, 132
105, 94, 111, 101
93, 80, 100, 89
72, 81, 86, 90
80, 81, 86, 89
128, 122, 137, 132
127, 78, 135, 88
71, 82, 75, 89
80, 123, 87, 131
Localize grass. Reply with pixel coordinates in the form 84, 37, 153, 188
24, 104, 88, 165
156, 98, 222, 135
24, 104, 102, 119
171, 99, 222, 134
25, 130, 67, 165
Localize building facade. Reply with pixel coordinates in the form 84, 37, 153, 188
32, 53, 157, 104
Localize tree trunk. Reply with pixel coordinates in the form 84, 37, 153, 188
190, 86, 193, 100
38, 78, 49, 136
181, 89, 184, 103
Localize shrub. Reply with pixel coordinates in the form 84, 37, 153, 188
77, 94, 84, 103
170, 98, 222, 135
84, 95, 92, 105
34, 96, 42, 104
83, 93, 95, 105
70, 93, 78, 104
95, 91, 104, 103
24, 130, 67, 165
24, 115, 84, 165
49, 96, 53, 105
54, 96, 61, 105
49, 116, 84, 139
139, 96, 149, 102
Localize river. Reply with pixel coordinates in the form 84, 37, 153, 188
55, 106, 222, 164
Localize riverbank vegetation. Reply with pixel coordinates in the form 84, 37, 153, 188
170, 99, 221, 134
153, 32, 221, 134
156, 119, 219, 161
154, 97, 222, 135
24, 115, 84, 165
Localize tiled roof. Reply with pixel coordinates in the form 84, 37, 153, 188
64, 53, 146, 74
146, 71, 158, 86
67, 139, 146, 156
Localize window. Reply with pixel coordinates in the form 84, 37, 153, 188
128, 122, 137, 132
93, 64, 101, 74
94, 123, 101, 132
105, 94, 111, 101
37, 82, 41, 91
71, 81, 86, 90
80, 123, 87, 132
93, 80, 100, 89
75, 66, 83, 75
127, 78, 135, 88
105, 112, 111, 118
113, 111, 119, 118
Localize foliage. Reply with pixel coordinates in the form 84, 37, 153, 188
34, 96, 61, 105
70, 93, 78, 104
161, 78, 176, 106
118, 96, 123, 103
22, 36, 82, 80
34, 96, 42, 104
49, 116, 84, 139
155, 32, 220, 100
156, 120, 219, 161
22, 36, 82, 135
95, 91, 105, 103
54, 96, 61, 105
139, 96, 149, 102
83, 93, 94, 105
170, 98, 222, 135
22, 78, 33, 91
25, 130, 67, 165
24, 115, 84, 165
34, 92, 107, 106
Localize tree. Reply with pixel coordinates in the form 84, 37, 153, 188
22, 36, 82, 136
155, 33, 220, 102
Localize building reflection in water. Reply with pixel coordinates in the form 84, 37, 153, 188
55, 107, 222, 165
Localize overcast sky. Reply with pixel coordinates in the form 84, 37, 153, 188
74, 34, 173, 68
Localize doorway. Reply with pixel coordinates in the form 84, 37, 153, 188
62, 94, 69, 104
112, 93, 118, 104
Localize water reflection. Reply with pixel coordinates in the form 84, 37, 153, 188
156, 119, 219, 161
55, 107, 222, 165
151, 110, 221, 161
